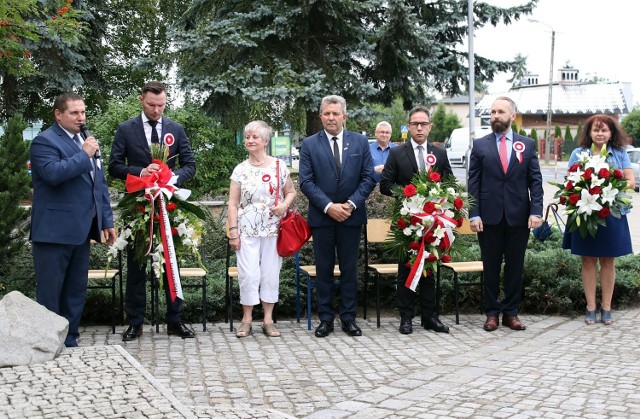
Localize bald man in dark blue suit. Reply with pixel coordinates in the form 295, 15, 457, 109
468, 96, 543, 332
299, 95, 376, 337
30, 92, 116, 347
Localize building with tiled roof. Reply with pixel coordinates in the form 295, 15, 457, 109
475, 67, 633, 131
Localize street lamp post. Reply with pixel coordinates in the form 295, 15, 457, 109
529, 19, 555, 165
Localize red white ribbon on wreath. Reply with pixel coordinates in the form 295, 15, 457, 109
404, 209, 458, 291
125, 159, 191, 302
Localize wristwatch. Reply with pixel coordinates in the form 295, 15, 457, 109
347, 201, 356, 211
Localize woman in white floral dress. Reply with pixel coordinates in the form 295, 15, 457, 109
227, 121, 296, 337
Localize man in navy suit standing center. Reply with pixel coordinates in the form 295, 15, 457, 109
299, 95, 376, 337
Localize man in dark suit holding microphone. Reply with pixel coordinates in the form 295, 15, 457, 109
299, 95, 376, 337
109, 81, 196, 340
380, 105, 453, 335
30, 92, 116, 347
467, 96, 543, 332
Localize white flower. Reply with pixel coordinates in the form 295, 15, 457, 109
403, 195, 426, 214
402, 227, 413, 236
567, 171, 583, 184
584, 154, 609, 173
600, 184, 619, 205
576, 189, 602, 215
446, 187, 456, 196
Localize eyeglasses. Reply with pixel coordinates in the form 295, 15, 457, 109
409, 122, 431, 128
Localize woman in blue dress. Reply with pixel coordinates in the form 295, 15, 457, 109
562, 114, 635, 325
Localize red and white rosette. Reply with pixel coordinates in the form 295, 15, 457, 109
425, 154, 436, 172
163, 133, 175, 146
513, 141, 525, 164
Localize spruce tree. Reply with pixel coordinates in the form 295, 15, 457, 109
0, 116, 31, 262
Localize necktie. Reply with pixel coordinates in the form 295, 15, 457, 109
499, 135, 509, 173
332, 137, 341, 176
149, 120, 159, 144
417, 145, 426, 171
72, 134, 82, 150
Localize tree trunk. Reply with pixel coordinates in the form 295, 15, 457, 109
305, 109, 322, 137
1, 72, 19, 121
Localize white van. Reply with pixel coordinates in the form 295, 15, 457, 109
444, 127, 493, 167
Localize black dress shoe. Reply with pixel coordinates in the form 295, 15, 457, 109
423, 314, 450, 333
122, 324, 143, 341
315, 320, 334, 337
399, 319, 413, 335
167, 322, 196, 338
341, 320, 362, 336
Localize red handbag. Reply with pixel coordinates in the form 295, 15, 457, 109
274, 160, 311, 257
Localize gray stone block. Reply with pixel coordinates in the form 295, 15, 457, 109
0, 291, 68, 367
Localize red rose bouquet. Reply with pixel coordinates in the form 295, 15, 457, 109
550, 146, 633, 238
108, 143, 206, 301
387, 170, 471, 291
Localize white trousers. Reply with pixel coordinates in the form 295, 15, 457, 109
236, 235, 282, 306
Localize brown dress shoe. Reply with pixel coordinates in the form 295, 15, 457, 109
483, 315, 499, 331
502, 315, 526, 330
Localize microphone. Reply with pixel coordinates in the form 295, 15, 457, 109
79, 124, 100, 159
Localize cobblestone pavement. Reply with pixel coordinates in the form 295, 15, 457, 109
2, 310, 640, 418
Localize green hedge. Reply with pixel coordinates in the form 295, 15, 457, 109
2, 196, 640, 325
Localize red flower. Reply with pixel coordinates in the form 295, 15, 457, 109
568, 194, 580, 205
166, 202, 177, 212
428, 172, 441, 182
439, 240, 448, 250
409, 242, 421, 250
423, 201, 436, 213
454, 197, 464, 210
403, 184, 417, 197
425, 233, 436, 243
559, 195, 567, 204
565, 181, 574, 191
441, 254, 452, 263
457, 217, 464, 227
171, 228, 178, 235
426, 254, 437, 262
404, 262, 412, 269
58, 6, 69, 15
569, 163, 582, 172
410, 215, 421, 226
613, 169, 623, 179
589, 186, 601, 195
424, 269, 432, 276
598, 168, 611, 179
582, 169, 593, 180
135, 205, 146, 213
397, 218, 407, 229
153, 215, 161, 221
598, 207, 611, 218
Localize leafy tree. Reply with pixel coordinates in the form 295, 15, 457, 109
507, 53, 528, 87
622, 108, 640, 145
173, 0, 537, 135
564, 125, 573, 141
0, 0, 84, 120
429, 102, 462, 143
575, 121, 583, 142
367, 97, 411, 142
0, 116, 31, 263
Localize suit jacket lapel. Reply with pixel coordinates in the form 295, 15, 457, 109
319, 131, 340, 177
134, 115, 150, 152
403, 142, 419, 173
341, 131, 351, 174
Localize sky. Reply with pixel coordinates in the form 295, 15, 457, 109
471, 0, 639, 108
